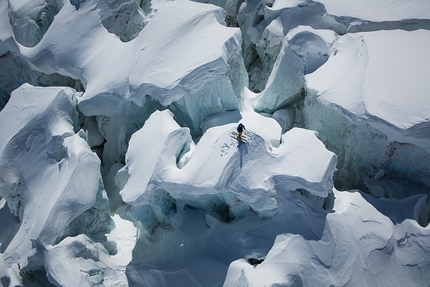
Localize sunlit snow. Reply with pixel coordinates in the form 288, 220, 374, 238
0, 0, 430, 286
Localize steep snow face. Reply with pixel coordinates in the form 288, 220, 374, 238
1, 0, 430, 286
304, 30, 430, 207
223, 189, 430, 287
193, 0, 245, 27
253, 26, 335, 113
42, 215, 136, 287
317, 0, 430, 22
118, 110, 337, 237
7, 0, 62, 47
0, 84, 112, 273
13, 0, 247, 166
237, 0, 345, 92
0, 52, 84, 111
98, 0, 146, 42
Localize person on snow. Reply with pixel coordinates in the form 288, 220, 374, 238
237, 123, 245, 140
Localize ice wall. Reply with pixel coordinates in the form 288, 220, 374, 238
193, 0, 244, 26
1, 0, 430, 285
236, 0, 430, 212
117, 110, 337, 239
223, 189, 430, 287
7, 0, 247, 167
304, 30, 430, 218
7, 0, 62, 47
98, 0, 146, 42
237, 0, 345, 92
0, 84, 112, 278
0, 52, 84, 111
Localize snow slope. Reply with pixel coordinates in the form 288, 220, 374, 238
224, 189, 430, 287
10, 0, 247, 167
306, 29, 430, 132
0, 0, 430, 286
304, 29, 430, 204
0, 84, 112, 282
317, 0, 430, 22
118, 110, 336, 230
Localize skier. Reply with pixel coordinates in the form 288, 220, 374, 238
236, 123, 245, 141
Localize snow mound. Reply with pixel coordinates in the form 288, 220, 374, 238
1, 0, 430, 285
304, 30, 430, 201
13, 0, 246, 166
43, 215, 136, 287
238, 0, 345, 92
0, 84, 112, 275
307, 29, 430, 130
223, 189, 430, 287
317, 0, 430, 22
117, 110, 337, 236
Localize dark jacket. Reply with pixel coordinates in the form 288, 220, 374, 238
237, 124, 245, 133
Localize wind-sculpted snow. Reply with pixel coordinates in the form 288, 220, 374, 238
42, 215, 136, 287
304, 30, 430, 216
118, 110, 337, 235
223, 189, 430, 287
251, 26, 336, 113
1, 0, 430, 286
8, 0, 247, 167
98, 0, 146, 42
238, 0, 345, 92
317, 0, 430, 32
7, 0, 62, 47
0, 84, 112, 279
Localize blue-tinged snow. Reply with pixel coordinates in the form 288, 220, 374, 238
304, 30, 430, 209
316, 0, 430, 22
0, 0, 430, 286
0, 0, 13, 45
9, 0, 247, 169
224, 189, 430, 287
306, 29, 430, 132
118, 110, 336, 222
0, 84, 112, 281
43, 215, 135, 287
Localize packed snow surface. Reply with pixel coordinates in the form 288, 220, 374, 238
118, 110, 336, 226
1, 0, 430, 286
0, 84, 112, 283
224, 189, 430, 287
306, 29, 430, 131
304, 28, 430, 198
316, 0, 430, 22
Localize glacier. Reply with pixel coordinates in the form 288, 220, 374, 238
304, 29, 430, 224
0, 0, 430, 286
117, 109, 336, 230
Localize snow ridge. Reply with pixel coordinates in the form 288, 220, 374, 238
0, 0, 430, 286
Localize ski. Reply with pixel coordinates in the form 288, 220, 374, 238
228, 131, 250, 143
